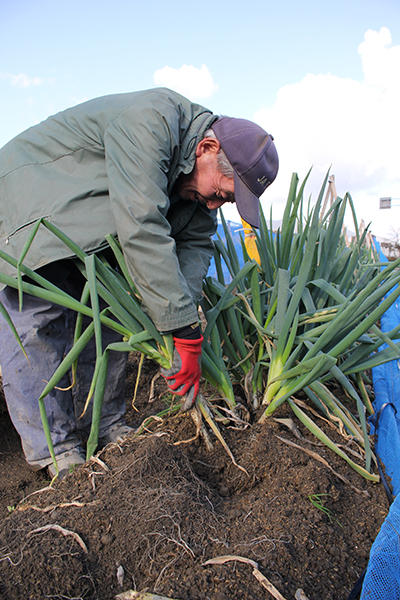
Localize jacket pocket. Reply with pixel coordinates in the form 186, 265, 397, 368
4, 216, 50, 245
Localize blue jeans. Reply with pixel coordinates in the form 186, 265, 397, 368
0, 262, 128, 468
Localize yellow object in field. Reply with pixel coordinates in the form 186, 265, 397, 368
241, 219, 260, 265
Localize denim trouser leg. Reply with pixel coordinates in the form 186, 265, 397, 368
0, 283, 128, 468
72, 318, 128, 436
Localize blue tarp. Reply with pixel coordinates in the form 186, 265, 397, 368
361, 242, 400, 599
208, 220, 244, 281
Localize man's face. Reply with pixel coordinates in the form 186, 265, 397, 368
177, 138, 235, 211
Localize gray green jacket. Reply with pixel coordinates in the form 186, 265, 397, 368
0, 88, 218, 332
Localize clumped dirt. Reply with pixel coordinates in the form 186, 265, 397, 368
0, 355, 389, 600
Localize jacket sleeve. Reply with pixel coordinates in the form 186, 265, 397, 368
104, 103, 199, 332
174, 203, 217, 304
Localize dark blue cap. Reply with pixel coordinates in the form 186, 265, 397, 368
211, 117, 279, 227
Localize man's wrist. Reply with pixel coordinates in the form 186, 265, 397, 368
172, 322, 201, 340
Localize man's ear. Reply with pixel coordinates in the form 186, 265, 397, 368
195, 137, 221, 157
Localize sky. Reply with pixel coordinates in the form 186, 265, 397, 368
2, 0, 400, 240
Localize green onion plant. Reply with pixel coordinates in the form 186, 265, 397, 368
0, 220, 236, 476
202, 171, 400, 481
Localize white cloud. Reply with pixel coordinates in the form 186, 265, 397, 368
153, 64, 218, 100
0, 72, 44, 88
359, 26, 400, 93
252, 27, 400, 240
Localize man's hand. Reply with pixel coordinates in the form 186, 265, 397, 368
161, 335, 203, 411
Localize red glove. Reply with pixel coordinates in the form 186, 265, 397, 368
162, 335, 203, 400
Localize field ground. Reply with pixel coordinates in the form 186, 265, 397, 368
0, 354, 389, 600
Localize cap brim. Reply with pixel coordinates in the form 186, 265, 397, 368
233, 171, 260, 228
